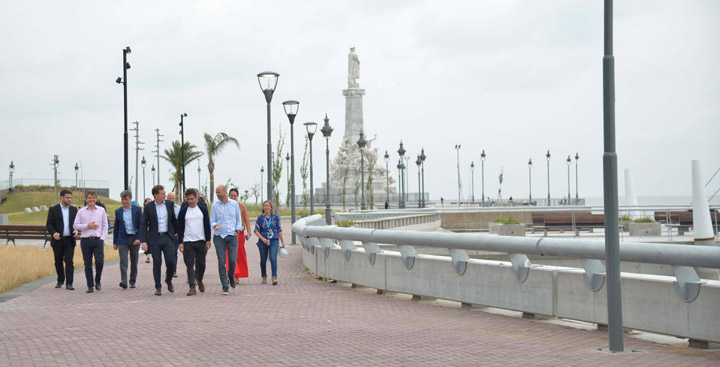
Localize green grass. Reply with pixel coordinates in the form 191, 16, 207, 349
492, 217, 520, 224
1, 189, 122, 225
242, 203, 324, 218
632, 217, 655, 223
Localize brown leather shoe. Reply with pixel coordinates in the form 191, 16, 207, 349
187, 287, 196, 296
197, 281, 205, 293
272, 276, 278, 286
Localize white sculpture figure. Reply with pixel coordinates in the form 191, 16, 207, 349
348, 47, 360, 87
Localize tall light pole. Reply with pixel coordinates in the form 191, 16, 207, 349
179, 113, 187, 197
566, 155, 572, 205
116, 46, 131, 190
142, 156, 147, 202
404, 156, 410, 205
285, 153, 290, 205
481, 150, 486, 203
53, 155, 59, 204
283, 100, 298, 242
74, 163, 79, 189
528, 159, 533, 205
384, 151, 390, 205
197, 159, 201, 195
258, 71, 279, 204
260, 166, 264, 202
131, 121, 144, 199
602, 0, 624, 352
398, 142, 406, 208
416, 156, 422, 207
153, 128, 163, 187
9, 161, 15, 192
357, 130, 367, 210
151, 165, 156, 187
455, 144, 461, 204
321, 115, 334, 223
546, 150, 551, 205
470, 161, 475, 203
575, 153, 580, 203
420, 148, 426, 208
304, 122, 317, 214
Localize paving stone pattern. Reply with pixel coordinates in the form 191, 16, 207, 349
0, 221, 718, 366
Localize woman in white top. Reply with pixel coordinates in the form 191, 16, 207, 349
177, 188, 211, 296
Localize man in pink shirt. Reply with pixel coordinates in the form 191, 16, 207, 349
73, 191, 109, 293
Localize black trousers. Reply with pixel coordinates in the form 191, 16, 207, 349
80, 238, 104, 288
149, 234, 176, 289
52, 237, 76, 285
183, 240, 207, 288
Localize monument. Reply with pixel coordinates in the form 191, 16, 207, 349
320, 47, 395, 210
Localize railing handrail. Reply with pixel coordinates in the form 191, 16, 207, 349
294, 215, 720, 269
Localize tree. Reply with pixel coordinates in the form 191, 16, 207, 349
203, 132, 240, 203
162, 140, 203, 201
498, 167, 504, 200
249, 183, 261, 205
272, 126, 285, 207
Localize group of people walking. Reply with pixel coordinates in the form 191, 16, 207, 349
46, 184, 287, 296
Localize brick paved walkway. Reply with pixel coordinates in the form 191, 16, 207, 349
0, 221, 718, 366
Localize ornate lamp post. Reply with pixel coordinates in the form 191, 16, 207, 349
179, 113, 188, 194
575, 152, 580, 203
283, 100, 298, 239
419, 148, 426, 208
9, 161, 15, 192
321, 115, 334, 223
416, 156, 422, 207
304, 122, 317, 214
528, 159, 533, 205
404, 156, 410, 205
260, 166, 264, 202
53, 155, 59, 204
397, 142, 406, 208
151, 165, 155, 186
357, 130, 367, 210
74, 162, 79, 188
257, 71, 279, 203
470, 161, 475, 203
384, 151, 390, 204
396, 159, 405, 209
141, 156, 147, 202
116, 46, 131, 190
481, 150, 486, 203
566, 155, 572, 205
546, 150, 551, 205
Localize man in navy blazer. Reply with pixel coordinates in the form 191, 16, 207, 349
113, 190, 143, 289
141, 185, 178, 296
46, 189, 79, 290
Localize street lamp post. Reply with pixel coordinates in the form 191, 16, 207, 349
404, 156, 410, 205
116, 46, 131, 190
179, 113, 187, 196
470, 161, 475, 204
455, 145, 461, 204
481, 150, 486, 203
304, 122, 317, 214
282, 100, 298, 243
260, 166, 264, 202
74, 163, 79, 189
546, 150, 551, 205
151, 165, 156, 187
566, 155, 572, 205
197, 160, 201, 195
321, 115, 334, 224
285, 153, 290, 205
420, 148, 426, 208
53, 155, 59, 204
357, 130, 367, 210
397, 142, 406, 208
416, 156, 422, 208
384, 151, 390, 205
257, 71, 279, 204
575, 153, 580, 204
9, 161, 15, 192
528, 159, 533, 205
142, 156, 147, 202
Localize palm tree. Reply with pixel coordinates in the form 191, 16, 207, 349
162, 140, 203, 200
204, 132, 240, 203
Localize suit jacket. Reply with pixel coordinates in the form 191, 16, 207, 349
177, 201, 211, 243
46, 204, 78, 245
113, 205, 143, 245
141, 200, 178, 244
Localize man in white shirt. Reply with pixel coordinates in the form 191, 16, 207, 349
177, 189, 211, 296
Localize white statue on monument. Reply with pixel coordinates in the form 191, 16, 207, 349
348, 47, 360, 88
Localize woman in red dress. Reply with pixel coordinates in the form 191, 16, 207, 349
227, 188, 249, 280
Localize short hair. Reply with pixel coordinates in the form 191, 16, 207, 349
229, 188, 239, 196
152, 185, 164, 196
59, 189, 72, 197
120, 190, 132, 199
184, 188, 196, 198
262, 200, 274, 213
85, 190, 97, 198
144, 198, 152, 205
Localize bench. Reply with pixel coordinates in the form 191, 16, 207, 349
654, 210, 719, 235
0, 225, 52, 248
531, 212, 606, 236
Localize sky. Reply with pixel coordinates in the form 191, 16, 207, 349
1, 0, 719, 204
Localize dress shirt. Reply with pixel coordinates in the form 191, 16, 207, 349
183, 206, 205, 242
155, 200, 168, 233
73, 206, 109, 240
210, 199, 243, 238
123, 207, 136, 235
173, 204, 180, 218
60, 204, 71, 237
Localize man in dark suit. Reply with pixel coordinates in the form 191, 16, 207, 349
141, 185, 178, 296
113, 190, 143, 289
46, 189, 78, 290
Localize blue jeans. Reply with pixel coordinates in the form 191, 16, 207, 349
214, 235, 237, 288
150, 234, 176, 289
258, 239, 279, 278
80, 238, 104, 288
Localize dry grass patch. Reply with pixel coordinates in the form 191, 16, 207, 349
0, 245, 120, 294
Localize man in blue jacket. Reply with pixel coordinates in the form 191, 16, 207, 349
113, 190, 143, 289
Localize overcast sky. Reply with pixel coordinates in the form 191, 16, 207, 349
1, 0, 719, 205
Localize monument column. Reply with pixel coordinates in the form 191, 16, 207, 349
344, 47, 365, 143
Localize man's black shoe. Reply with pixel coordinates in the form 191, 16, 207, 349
86, 287, 94, 293
55, 282, 63, 288
166, 280, 174, 293
119, 282, 127, 289
66, 284, 74, 290
155, 288, 162, 296
95, 282, 101, 291
129, 283, 136, 289
229, 278, 236, 289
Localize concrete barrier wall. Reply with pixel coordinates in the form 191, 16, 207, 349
305, 244, 720, 343
355, 214, 440, 229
